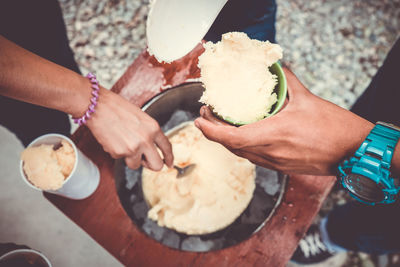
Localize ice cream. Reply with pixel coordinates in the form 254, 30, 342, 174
198, 31, 283, 124
142, 122, 256, 235
21, 140, 76, 190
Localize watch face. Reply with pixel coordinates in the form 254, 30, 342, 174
343, 173, 385, 203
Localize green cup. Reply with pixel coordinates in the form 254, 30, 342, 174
269, 62, 287, 117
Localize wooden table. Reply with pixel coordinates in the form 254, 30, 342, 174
44, 44, 336, 267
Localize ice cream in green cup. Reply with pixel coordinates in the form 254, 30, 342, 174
212, 62, 287, 126
198, 32, 287, 126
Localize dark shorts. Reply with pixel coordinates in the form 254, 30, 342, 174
0, 0, 80, 146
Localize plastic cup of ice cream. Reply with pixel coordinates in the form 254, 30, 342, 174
19, 133, 100, 200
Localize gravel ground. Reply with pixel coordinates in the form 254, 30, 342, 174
59, 0, 400, 266
276, 0, 399, 109
60, 0, 150, 89
59, 0, 400, 106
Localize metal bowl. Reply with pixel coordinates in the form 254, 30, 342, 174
114, 83, 287, 252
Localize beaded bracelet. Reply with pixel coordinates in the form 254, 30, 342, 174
73, 73, 100, 126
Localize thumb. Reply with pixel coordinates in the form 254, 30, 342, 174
282, 67, 312, 101
195, 117, 237, 146
199, 106, 230, 126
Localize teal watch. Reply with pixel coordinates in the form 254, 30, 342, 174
338, 121, 400, 205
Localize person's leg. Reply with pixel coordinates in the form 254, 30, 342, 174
351, 38, 400, 125
0, 0, 80, 146
324, 201, 400, 254
292, 200, 400, 263
204, 0, 277, 42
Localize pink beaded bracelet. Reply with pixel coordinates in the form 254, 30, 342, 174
73, 73, 100, 126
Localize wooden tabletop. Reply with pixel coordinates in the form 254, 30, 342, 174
44, 44, 336, 267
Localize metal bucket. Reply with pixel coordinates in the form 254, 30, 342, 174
114, 83, 287, 252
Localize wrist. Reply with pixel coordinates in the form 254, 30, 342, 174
70, 74, 108, 125
85, 87, 111, 128
72, 76, 94, 118
65, 75, 94, 118
342, 118, 374, 160
72, 73, 102, 126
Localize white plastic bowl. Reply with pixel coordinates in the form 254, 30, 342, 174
146, 0, 228, 62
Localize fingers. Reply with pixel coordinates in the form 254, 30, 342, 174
123, 124, 172, 171
199, 106, 230, 126
238, 145, 280, 165
123, 133, 170, 171
232, 149, 277, 170
195, 116, 236, 146
195, 116, 253, 149
154, 132, 174, 168
125, 152, 142, 170
141, 142, 165, 171
141, 159, 150, 169
125, 149, 163, 172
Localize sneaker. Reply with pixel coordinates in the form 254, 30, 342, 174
291, 224, 335, 265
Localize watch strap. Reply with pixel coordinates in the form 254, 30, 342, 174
355, 123, 400, 177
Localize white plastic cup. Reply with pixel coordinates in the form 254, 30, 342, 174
0, 249, 52, 267
20, 133, 100, 200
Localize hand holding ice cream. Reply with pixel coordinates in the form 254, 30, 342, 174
195, 68, 376, 176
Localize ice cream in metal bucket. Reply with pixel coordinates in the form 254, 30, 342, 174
114, 83, 287, 252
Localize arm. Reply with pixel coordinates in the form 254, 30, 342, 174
0, 35, 173, 171
195, 68, 400, 177
0, 35, 91, 117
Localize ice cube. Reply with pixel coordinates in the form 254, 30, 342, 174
256, 167, 280, 196
142, 218, 165, 241
241, 191, 271, 225
161, 230, 180, 249
132, 201, 148, 219
210, 238, 224, 250
125, 167, 140, 190
162, 110, 195, 132
181, 237, 214, 252
130, 194, 137, 203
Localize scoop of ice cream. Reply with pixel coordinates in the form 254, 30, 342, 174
55, 140, 75, 177
198, 31, 283, 124
142, 122, 256, 235
21, 140, 76, 190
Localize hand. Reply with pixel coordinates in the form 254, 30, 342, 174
194, 68, 374, 176
87, 88, 173, 171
